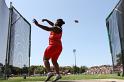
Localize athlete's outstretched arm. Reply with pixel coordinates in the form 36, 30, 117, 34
33, 19, 62, 33
42, 19, 54, 26
33, 19, 52, 31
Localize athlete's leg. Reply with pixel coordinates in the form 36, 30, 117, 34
44, 57, 54, 82
52, 60, 62, 82
51, 45, 62, 74
51, 60, 61, 82
43, 57, 51, 72
51, 60, 60, 74
43, 46, 51, 72
44, 45, 55, 81
51, 45, 62, 81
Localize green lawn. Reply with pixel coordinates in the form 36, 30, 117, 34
0, 74, 124, 82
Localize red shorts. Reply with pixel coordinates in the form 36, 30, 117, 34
44, 44, 62, 62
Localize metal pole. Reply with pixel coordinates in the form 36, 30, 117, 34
74, 51, 76, 68
28, 25, 31, 76
4, 2, 13, 80
73, 49, 76, 74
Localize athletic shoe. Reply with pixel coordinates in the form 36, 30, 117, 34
45, 72, 54, 82
52, 74, 62, 82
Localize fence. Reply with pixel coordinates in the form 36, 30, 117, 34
0, 0, 31, 78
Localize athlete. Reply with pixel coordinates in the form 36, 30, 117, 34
33, 18, 65, 82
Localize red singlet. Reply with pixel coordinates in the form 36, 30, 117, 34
44, 29, 62, 62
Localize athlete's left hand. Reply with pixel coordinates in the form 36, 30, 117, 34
33, 19, 38, 25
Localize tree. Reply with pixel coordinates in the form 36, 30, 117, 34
35, 66, 46, 74
29, 65, 46, 75
29, 66, 36, 75
21, 65, 28, 75
116, 53, 122, 66
79, 66, 88, 73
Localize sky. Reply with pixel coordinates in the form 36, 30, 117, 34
5, 0, 119, 67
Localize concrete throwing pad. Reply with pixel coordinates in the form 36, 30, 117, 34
22, 79, 124, 82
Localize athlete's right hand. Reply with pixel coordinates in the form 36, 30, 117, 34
42, 19, 47, 22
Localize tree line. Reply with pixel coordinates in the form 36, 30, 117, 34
0, 65, 88, 76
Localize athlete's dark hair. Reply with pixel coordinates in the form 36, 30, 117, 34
57, 19, 65, 25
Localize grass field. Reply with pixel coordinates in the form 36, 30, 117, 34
0, 74, 124, 82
